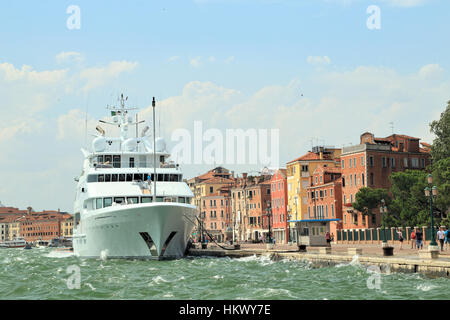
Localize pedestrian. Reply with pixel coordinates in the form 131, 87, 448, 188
445, 227, 450, 250
397, 229, 404, 250
416, 228, 423, 250
325, 231, 331, 246
437, 227, 445, 251
331, 233, 335, 242
410, 228, 416, 249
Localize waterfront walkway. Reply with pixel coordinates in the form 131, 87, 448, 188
190, 242, 450, 277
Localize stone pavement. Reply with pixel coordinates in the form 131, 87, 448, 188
202, 241, 450, 261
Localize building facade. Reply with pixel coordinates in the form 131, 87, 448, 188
286, 147, 341, 242
270, 169, 288, 244
340, 132, 431, 230
200, 188, 232, 243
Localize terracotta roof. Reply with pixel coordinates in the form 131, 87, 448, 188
201, 177, 235, 184
288, 152, 321, 163
0, 214, 22, 223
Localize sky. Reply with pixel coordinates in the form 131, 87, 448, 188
0, 0, 449, 212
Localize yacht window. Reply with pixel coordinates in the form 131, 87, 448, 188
126, 174, 133, 182
179, 197, 186, 203
151, 173, 156, 181
113, 155, 121, 168
141, 197, 152, 203
97, 155, 104, 164
114, 197, 125, 204
164, 174, 169, 182
87, 175, 97, 183
160, 156, 164, 163
111, 174, 118, 182
158, 174, 164, 182
127, 197, 139, 204
144, 173, 150, 181
98, 175, 105, 182
105, 155, 112, 165
96, 198, 103, 209
130, 157, 135, 168
156, 197, 164, 202
119, 174, 125, 182
105, 174, 111, 182
170, 174, 178, 182
134, 174, 143, 181
104, 198, 113, 207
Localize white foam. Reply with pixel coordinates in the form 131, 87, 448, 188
213, 275, 224, 279
44, 251, 75, 258
416, 283, 436, 292
85, 283, 96, 291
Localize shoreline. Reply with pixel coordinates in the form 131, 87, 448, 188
188, 246, 450, 279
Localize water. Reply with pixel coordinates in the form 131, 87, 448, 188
0, 248, 449, 300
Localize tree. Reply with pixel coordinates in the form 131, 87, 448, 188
353, 187, 389, 225
430, 100, 450, 162
388, 170, 429, 228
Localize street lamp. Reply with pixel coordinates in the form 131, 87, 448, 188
266, 203, 272, 244
380, 199, 393, 256
424, 174, 438, 247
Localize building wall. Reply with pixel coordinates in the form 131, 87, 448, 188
340, 144, 431, 230
270, 170, 288, 244
200, 194, 231, 242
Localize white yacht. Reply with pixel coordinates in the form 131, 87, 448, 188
73, 95, 197, 260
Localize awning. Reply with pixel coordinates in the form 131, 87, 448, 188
287, 218, 341, 223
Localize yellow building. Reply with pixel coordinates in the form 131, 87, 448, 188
61, 216, 74, 237
286, 147, 341, 242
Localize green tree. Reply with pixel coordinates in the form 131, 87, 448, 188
388, 170, 429, 227
430, 100, 450, 162
352, 187, 389, 225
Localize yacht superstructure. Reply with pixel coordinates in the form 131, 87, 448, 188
73, 95, 197, 259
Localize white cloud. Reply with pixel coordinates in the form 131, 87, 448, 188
79, 60, 138, 91
0, 63, 68, 83
190, 57, 202, 68
307, 56, 331, 66
225, 56, 235, 64
168, 56, 181, 62
56, 51, 84, 64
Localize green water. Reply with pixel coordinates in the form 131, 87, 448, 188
0, 247, 449, 300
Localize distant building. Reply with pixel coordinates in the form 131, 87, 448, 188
286, 146, 341, 242
231, 174, 272, 242
200, 188, 232, 243
269, 169, 288, 244
0, 215, 21, 241
60, 215, 74, 237
17, 208, 70, 242
340, 132, 431, 230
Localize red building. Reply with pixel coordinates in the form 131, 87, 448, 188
306, 165, 343, 236
17, 209, 70, 242
340, 132, 431, 229
270, 169, 288, 244
200, 188, 232, 243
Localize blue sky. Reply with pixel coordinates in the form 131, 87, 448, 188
0, 0, 449, 211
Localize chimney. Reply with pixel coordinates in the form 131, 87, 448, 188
27, 207, 32, 215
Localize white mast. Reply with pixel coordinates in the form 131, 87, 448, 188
152, 97, 157, 203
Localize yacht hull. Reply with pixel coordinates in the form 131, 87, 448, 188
73, 203, 197, 260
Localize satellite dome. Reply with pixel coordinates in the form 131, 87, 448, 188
92, 137, 107, 152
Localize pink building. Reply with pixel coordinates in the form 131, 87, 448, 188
270, 169, 288, 244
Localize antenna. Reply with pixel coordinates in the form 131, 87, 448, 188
152, 97, 157, 203
389, 122, 394, 135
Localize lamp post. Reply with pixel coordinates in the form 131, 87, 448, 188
266, 203, 272, 246
424, 174, 438, 247
380, 199, 393, 255
287, 211, 292, 244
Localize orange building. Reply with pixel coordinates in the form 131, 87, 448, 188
306, 165, 343, 236
17, 209, 70, 242
200, 188, 232, 243
340, 132, 431, 229
270, 169, 288, 244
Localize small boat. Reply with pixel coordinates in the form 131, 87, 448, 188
0, 237, 27, 249
24, 243, 32, 250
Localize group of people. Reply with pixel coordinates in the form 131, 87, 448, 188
408, 227, 449, 251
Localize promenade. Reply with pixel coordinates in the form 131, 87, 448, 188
189, 242, 450, 278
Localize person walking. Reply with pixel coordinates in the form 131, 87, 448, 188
397, 229, 404, 250
437, 227, 445, 251
445, 227, 450, 250
325, 231, 331, 247
416, 228, 423, 250
410, 228, 416, 249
